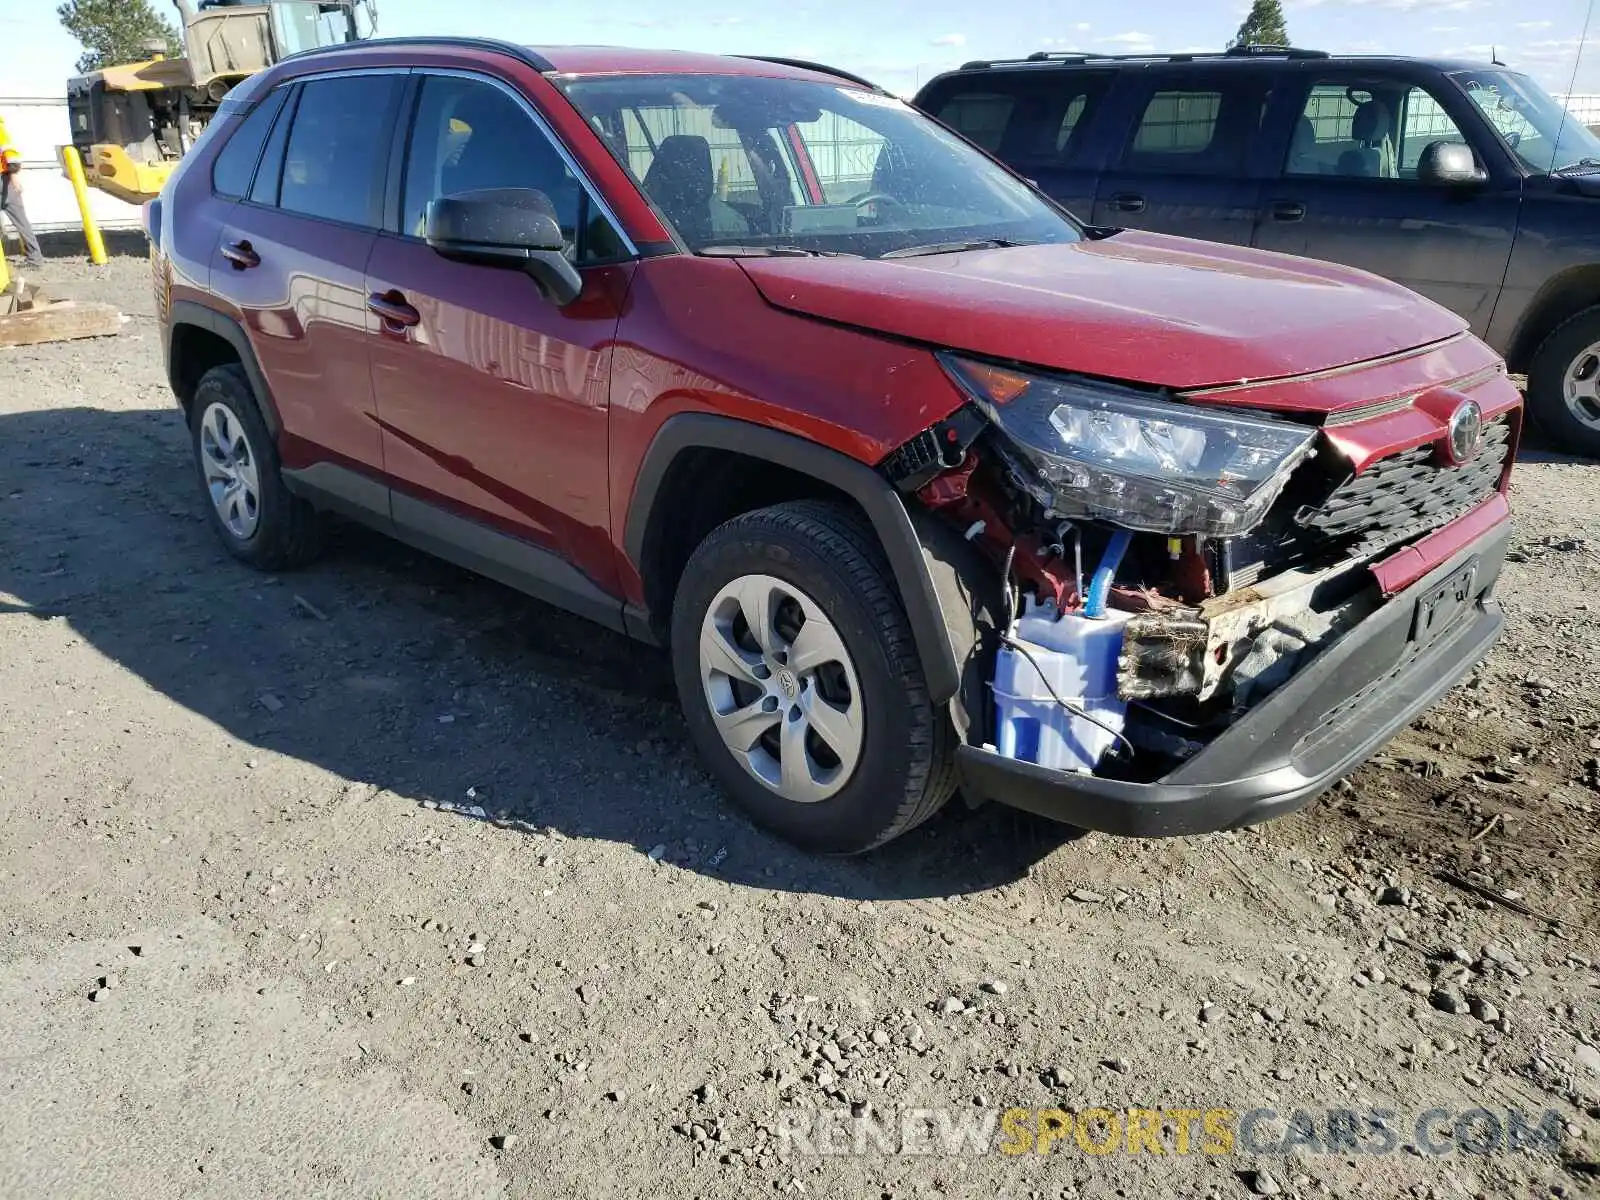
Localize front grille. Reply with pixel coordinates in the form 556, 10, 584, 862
1294, 417, 1510, 558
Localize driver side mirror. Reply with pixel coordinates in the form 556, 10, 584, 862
1417, 141, 1486, 187
424, 187, 584, 307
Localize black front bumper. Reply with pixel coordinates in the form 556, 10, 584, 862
956, 522, 1509, 837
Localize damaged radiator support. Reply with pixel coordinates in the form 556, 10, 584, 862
1117, 557, 1377, 706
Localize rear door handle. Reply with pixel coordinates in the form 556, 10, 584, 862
1270, 201, 1306, 222
1109, 192, 1146, 213
367, 291, 420, 329
221, 240, 259, 270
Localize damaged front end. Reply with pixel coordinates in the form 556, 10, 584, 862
883, 351, 1516, 803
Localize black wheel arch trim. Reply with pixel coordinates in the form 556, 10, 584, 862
166, 300, 282, 437
623, 412, 966, 704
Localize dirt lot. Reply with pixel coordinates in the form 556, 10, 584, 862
2, 252, 1599, 1200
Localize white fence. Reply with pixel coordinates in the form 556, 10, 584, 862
1, 96, 144, 239
1556, 93, 1600, 131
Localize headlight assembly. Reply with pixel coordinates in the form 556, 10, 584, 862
942, 355, 1318, 537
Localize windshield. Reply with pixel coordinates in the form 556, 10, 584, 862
557, 73, 1081, 257
269, 1, 357, 56
1450, 68, 1600, 173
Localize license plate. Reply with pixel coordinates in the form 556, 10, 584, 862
1411, 557, 1479, 647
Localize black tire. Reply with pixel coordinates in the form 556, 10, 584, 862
1527, 305, 1600, 458
188, 364, 322, 570
670, 499, 957, 855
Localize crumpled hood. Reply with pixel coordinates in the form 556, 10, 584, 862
736, 230, 1468, 390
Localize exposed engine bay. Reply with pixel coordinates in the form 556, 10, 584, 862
884, 357, 1513, 783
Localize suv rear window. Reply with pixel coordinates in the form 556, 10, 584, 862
1115, 73, 1270, 175
935, 93, 1015, 152
923, 72, 1111, 164
1131, 91, 1222, 154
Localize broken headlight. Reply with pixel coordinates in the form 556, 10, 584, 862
941, 355, 1318, 536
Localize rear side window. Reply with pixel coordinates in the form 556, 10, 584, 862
936, 93, 1016, 152
1116, 74, 1270, 175
278, 73, 401, 227
928, 72, 1112, 165
1131, 91, 1222, 154
210, 88, 287, 198
249, 86, 297, 206
1056, 94, 1091, 151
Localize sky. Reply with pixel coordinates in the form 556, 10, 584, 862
4, 0, 1599, 101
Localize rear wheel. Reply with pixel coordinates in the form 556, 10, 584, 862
670, 500, 956, 854
1527, 305, 1600, 458
189, 364, 322, 570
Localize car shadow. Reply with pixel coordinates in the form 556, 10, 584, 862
1516, 446, 1597, 465
33, 229, 149, 260
0, 405, 1081, 901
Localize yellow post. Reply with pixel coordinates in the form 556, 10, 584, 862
0, 237, 10, 296
61, 146, 108, 266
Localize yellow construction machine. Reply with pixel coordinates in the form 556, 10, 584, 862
66, 1, 372, 204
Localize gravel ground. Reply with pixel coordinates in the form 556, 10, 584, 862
2, 252, 1599, 1200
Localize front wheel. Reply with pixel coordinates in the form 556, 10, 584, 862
669, 500, 956, 854
1527, 305, 1600, 458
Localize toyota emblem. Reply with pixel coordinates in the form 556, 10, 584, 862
1446, 399, 1483, 464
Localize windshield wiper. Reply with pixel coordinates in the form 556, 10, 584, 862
1556, 157, 1600, 173
880, 238, 1024, 259
698, 245, 857, 258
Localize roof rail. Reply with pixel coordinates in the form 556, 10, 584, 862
1226, 43, 1329, 58
955, 44, 1330, 70
278, 35, 556, 72
735, 55, 890, 94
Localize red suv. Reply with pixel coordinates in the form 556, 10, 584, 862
148, 39, 1519, 854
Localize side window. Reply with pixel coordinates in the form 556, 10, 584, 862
210, 87, 287, 198
1287, 80, 1468, 180
1398, 86, 1469, 174
249, 86, 297, 206
1287, 83, 1362, 176
1057, 94, 1090, 151
928, 73, 1111, 165
278, 73, 401, 227
936, 93, 1016, 152
1117, 75, 1267, 175
1131, 90, 1222, 154
402, 75, 625, 264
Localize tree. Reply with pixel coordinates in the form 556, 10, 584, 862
1230, 0, 1290, 49
58, 0, 183, 74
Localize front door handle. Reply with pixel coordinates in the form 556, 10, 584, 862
1270, 200, 1307, 222
1109, 192, 1146, 213
367, 291, 420, 329
221, 240, 259, 270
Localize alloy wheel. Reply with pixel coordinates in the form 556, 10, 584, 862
199, 401, 262, 539
697, 573, 865, 804
1562, 341, 1600, 432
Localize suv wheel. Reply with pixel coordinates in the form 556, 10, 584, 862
190, 364, 322, 569
1528, 305, 1600, 457
670, 500, 956, 854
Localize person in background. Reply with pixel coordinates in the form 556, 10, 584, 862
0, 112, 46, 269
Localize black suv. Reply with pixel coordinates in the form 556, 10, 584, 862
915, 46, 1600, 456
